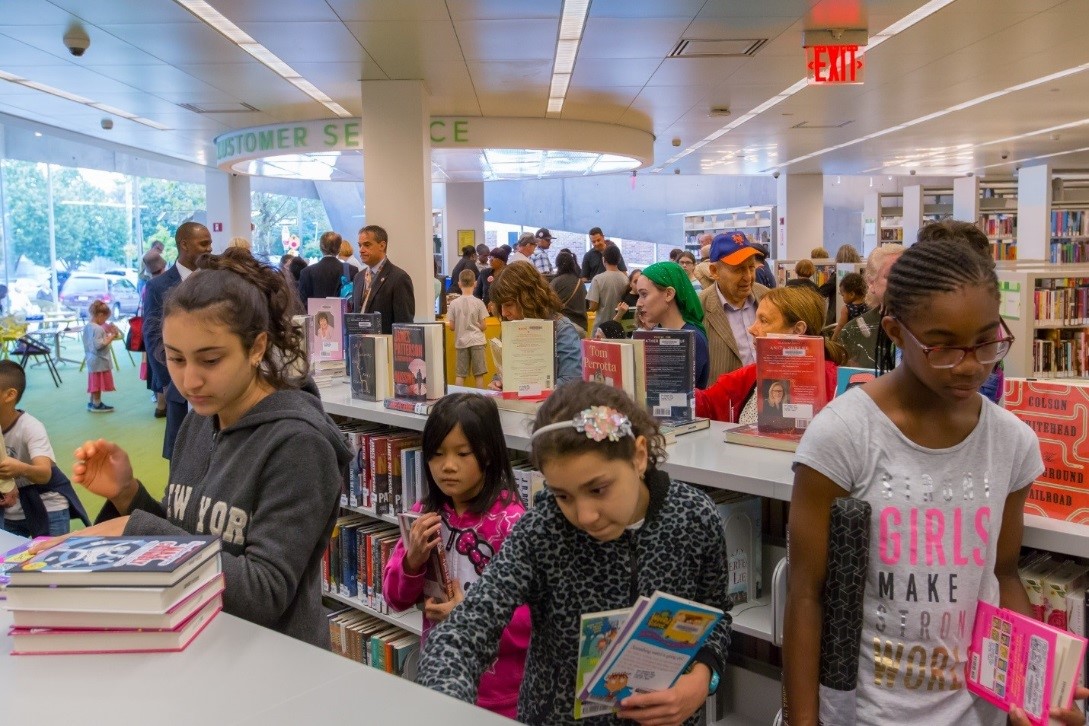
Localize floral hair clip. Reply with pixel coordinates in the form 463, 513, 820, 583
531, 406, 634, 443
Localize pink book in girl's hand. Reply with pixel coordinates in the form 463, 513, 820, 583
966, 600, 1087, 725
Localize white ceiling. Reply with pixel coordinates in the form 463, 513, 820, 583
0, 0, 1087, 180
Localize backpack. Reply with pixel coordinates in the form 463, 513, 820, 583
339, 262, 354, 311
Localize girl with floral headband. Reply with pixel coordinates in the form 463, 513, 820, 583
418, 381, 731, 725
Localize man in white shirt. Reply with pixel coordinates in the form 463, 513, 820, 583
508, 233, 537, 265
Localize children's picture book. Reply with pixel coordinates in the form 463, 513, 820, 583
501, 319, 556, 396
390, 323, 445, 401
9, 594, 222, 655
634, 328, 696, 424
835, 366, 877, 397
723, 422, 801, 452
395, 511, 452, 603
578, 591, 724, 706
1, 537, 49, 590
1003, 378, 1089, 523
307, 297, 347, 363
349, 334, 393, 402
966, 600, 1087, 726
7, 536, 221, 588
581, 339, 636, 399
575, 607, 632, 719
755, 335, 827, 433
0, 428, 15, 495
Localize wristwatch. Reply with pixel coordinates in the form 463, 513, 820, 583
707, 667, 721, 695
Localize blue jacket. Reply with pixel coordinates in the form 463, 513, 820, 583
142, 265, 182, 393
17, 466, 91, 537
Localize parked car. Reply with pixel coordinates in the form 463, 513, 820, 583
102, 268, 139, 288
58, 273, 140, 317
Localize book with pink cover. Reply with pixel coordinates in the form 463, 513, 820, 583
966, 600, 1087, 725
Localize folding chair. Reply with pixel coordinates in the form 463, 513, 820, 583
13, 336, 61, 387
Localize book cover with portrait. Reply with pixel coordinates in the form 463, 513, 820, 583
754, 335, 827, 433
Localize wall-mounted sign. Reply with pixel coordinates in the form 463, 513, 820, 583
806, 44, 864, 85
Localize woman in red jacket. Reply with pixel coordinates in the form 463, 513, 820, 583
696, 286, 845, 422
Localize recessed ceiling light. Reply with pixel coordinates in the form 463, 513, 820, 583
33, 131, 42, 137
0, 69, 169, 130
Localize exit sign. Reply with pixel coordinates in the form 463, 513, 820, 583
806, 44, 864, 85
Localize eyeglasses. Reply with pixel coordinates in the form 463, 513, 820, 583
895, 318, 1015, 369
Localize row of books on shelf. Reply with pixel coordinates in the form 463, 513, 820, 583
1033, 278, 1089, 325
991, 240, 1017, 261
1050, 239, 1089, 264
1051, 210, 1089, 238
1, 536, 223, 655
983, 213, 1016, 238
322, 516, 399, 609
326, 607, 418, 677
1031, 330, 1089, 378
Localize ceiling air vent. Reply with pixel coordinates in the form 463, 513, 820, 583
669, 38, 767, 58
178, 102, 261, 113
791, 120, 854, 129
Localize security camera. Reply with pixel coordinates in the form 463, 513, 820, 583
100, 118, 113, 130
909, 169, 916, 175
772, 171, 780, 179
1000, 151, 1009, 160
63, 24, 90, 57
671, 137, 681, 147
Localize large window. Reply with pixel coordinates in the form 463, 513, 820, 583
252, 192, 330, 263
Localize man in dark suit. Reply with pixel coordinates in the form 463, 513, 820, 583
351, 224, 415, 334
298, 231, 356, 305
143, 221, 212, 459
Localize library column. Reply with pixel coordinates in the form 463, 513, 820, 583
205, 170, 251, 253
953, 176, 979, 223
775, 174, 823, 259
444, 182, 485, 274
1017, 163, 1052, 261
902, 185, 923, 246
360, 80, 434, 321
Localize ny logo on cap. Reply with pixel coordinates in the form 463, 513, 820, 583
731, 232, 747, 245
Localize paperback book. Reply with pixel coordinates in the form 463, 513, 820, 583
501, 319, 556, 396
633, 329, 696, 424
390, 323, 446, 401
349, 334, 393, 402
966, 600, 1087, 725
577, 590, 724, 706
7, 536, 221, 588
754, 335, 827, 433
575, 607, 631, 719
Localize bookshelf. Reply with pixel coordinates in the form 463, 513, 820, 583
680, 205, 776, 256
1049, 206, 1089, 263
997, 263, 1089, 379
877, 192, 904, 244
980, 180, 1018, 261
325, 591, 424, 636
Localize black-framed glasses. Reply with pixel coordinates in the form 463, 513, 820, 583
896, 318, 1015, 369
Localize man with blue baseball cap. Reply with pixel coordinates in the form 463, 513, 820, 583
698, 230, 770, 380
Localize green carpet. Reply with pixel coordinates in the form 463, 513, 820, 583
17, 337, 170, 530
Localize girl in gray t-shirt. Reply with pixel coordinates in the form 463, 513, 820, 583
784, 236, 1084, 726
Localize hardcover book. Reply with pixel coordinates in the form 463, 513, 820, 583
835, 366, 877, 397
578, 591, 724, 705
344, 313, 383, 378
395, 511, 452, 603
1003, 378, 1089, 523
501, 319, 556, 396
723, 422, 801, 452
633, 328, 696, 424
8, 536, 221, 588
966, 600, 1087, 725
391, 323, 446, 401
581, 339, 643, 402
307, 297, 347, 363
754, 335, 828, 433
9, 594, 222, 655
349, 334, 393, 402
711, 492, 763, 604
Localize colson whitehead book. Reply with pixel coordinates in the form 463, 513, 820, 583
578, 590, 724, 705
344, 312, 383, 376
1002, 378, 1089, 523
8, 536, 221, 588
966, 600, 1087, 726
349, 334, 393, 402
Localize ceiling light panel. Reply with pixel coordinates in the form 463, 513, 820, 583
173, 0, 351, 118
548, 0, 592, 116
0, 69, 170, 130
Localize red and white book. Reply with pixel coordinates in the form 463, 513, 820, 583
8, 593, 222, 655
966, 600, 1087, 725
754, 335, 828, 434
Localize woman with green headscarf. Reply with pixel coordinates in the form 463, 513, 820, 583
636, 261, 710, 387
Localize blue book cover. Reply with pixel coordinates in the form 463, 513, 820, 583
9, 536, 220, 587
580, 591, 723, 705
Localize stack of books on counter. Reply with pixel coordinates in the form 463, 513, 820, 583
4, 536, 223, 655
306, 298, 349, 387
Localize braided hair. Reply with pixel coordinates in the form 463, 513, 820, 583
874, 234, 999, 374
164, 247, 307, 390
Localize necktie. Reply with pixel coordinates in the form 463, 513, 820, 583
361, 268, 373, 310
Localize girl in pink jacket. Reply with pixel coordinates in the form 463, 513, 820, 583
384, 393, 530, 718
